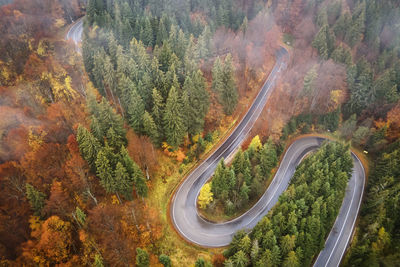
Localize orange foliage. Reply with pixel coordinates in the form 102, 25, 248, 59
127, 129, 158, 176
212, 253, 226, 267
20, 142, 68, 193
387, 103, 400, 141
44, 181, 72, 219
22, 216, 73, 265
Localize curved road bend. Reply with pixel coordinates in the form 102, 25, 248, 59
65, 17, 84, 50
314, 152, 365, 267
65, 20, 366, 266
171, 47, 290, 247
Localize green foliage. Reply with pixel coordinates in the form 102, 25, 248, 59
142, 111, 160, 145
183, 70, 210, 136
94, 254, 104, 267
25, 183, 46, 216
136, 248, 149, 267
163, 86, 185, 147
77, 125, 101, 168
312, 25, 335, 60
126, 89, 145, 133
159, 254, 171, 267
225, 142, 353, 265
211, 139, 278, 215
217, 54, 238, 115
345, 142, 400, 266
75, 207, 86, 226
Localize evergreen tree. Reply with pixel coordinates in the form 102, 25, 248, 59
77, 125, 101, 168
114, 162, 132, 200
133, 163, 148, 197
75, 207, 86, 226
151, 88, 164, 138
136, 248, 150, 267
25, 183, 46, 216
163, 86, 185, 147
219, 54, 238, 115
96, 148, 115, 194
232, 250, 250, 267
212, 57, 223, 92
312, 25, 329, 60
126, 89, 145, 133
142, 111, 159, 144
259, 141, 278, 179
159, 254, 171, 267
182, 70, 210, 136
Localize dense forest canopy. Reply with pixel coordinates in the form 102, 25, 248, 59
0, 0, 400, 266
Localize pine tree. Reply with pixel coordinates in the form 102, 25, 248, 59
220, 54, 238, 115
142, 17, 154, 47
163, 86, 185, 147
106, 127, 124, 151
77, 125, 101, 168
25, 183, 46, 216
212, 57, 223, 92
232, 250, 250, 267
159, 254, 171, 267
151, 88, 164, 137
136, 248, 150, 267
133, 163, 148, 197
75, 207, 86, 226
312, 25, 329, 60
259, 140, 277, 179
142, 111, 159, 144
95, 148, 114, 194
182, 70, 210, 136
98, 98, 127, 144
283, 251, 300, 267
126, 89, 145, 133
114, 162, 132, 200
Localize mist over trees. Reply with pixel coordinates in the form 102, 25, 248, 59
1, 0, 400, 265
81, 0, 272, 147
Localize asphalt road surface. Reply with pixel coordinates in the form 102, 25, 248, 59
65, 17, 83, 51
314, 152, 365, 267
65, 20, 366, 266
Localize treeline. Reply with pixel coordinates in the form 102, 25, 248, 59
77, 94, 148, 201
311, 0, 400, 118
82, 0, 250, 147
210, 136, 277, 214
86, 0, 265, 39
224, 141, 353, 266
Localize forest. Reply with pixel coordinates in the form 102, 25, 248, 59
0, 0, 400, 266
223, 141, 353, 266
198, 136, 278, 220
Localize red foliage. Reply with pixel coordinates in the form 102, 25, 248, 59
0, 161, 31, 260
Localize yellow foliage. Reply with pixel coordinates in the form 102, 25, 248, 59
37, 40, 47, 56
28, 127, 47, 152
41, 72, 78, 102
198, 183, 213, 209
249, 135, 262, 151
330, 90, 343, 109
1, 66, 10, 82
29, 216, 42, 233
111, 195, 120, 205
54, 18, 65, 29
192, 134, 202, 143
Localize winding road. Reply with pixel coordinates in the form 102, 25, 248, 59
66, 18, 366, 266
65, 17, 83, 50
